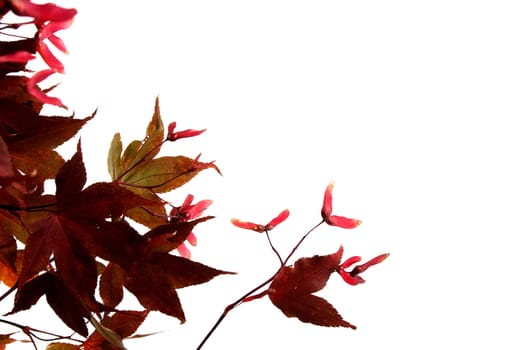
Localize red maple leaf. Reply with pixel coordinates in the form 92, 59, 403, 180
268, 246, 356, 329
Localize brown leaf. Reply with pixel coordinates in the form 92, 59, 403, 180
0, 332, 16, 350
102, 310, 149, 338
99, 263, 125, 308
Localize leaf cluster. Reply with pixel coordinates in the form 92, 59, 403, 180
1, 31, 228, 347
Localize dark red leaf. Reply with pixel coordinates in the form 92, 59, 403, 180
120, 254, 233, 322
268, 246, 356, 328
55, 141, 86, 204
17, 216, 55, 285
63, 182, 162, 223
68, 221, 146, 264
44, 273, 90, 336
17, 215, 98, 313
8, 272, 49, 314
8, 272, 90, 336
122, 268, 185, 323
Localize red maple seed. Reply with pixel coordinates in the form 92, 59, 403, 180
231, 209, 289, 233
166, 121, 206, 141
321, 181, 361, 229
338, 253, 390, 285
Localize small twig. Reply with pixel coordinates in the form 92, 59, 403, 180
283, 220, 324, 265
265, 230, 283, 266
0, 279, 18, 303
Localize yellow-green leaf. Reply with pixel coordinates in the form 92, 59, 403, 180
107, 133, 123, 180
123, 156, 201, 193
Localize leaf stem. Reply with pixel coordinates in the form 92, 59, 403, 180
283, 220, 324, 265
264, 230, 283, 266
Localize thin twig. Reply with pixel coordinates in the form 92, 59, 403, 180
265, 230, 283, 265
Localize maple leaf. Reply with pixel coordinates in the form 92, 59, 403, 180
108, 97, 165, 182
84, 310, 149, 350
268, 246, 356, 329
9, 271, 91, 336
100, 252, 234, 323
0, 98, 93, 187
99, 262, 125, 308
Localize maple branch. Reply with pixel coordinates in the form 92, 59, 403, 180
197, 220, 325, 349
0, 317, 84, 345
0, 319, 36, 350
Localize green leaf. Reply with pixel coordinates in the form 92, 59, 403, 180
117, 98, 165, 182
123, 156, 212, 193
107, 133, 123, 180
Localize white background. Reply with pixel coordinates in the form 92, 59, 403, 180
3, 1, 525, 349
